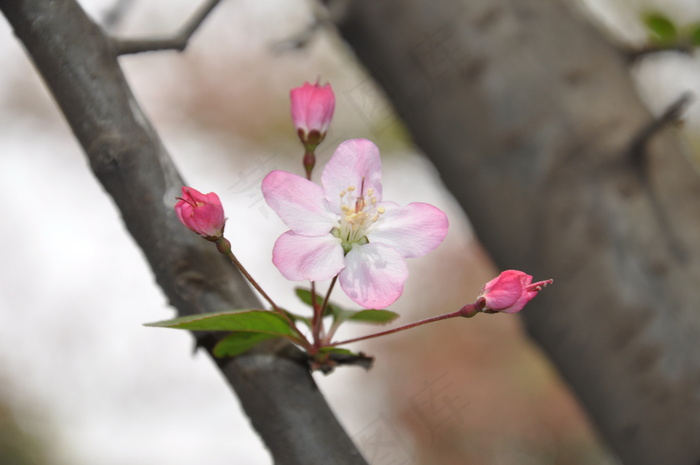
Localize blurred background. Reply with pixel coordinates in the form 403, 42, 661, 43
1, 0, 699, 463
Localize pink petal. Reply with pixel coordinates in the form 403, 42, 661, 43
368, 202, 449, 258
175, 187, 225, 238
290, 85, 312, 133
322, 139, 383, 213
262, 170, 336, 236
290, 82, 335, 134
305, 86, 335, 134
272, 231, 345, 282
339, 243, 408, 309
482, 271, 532, 313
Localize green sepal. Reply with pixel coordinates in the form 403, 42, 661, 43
145, 310, 298, 339
213, 332, 278, 358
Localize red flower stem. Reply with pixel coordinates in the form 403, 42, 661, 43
303, 149, 315, 181
320, 276, 337, 321
327, 304, 479, 347
312, 276, 338, 346
311, 281, 322, 345
215, 238, 311, 348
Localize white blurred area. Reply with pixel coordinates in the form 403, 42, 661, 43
1, 0, 700, 464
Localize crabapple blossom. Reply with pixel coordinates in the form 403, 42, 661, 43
290, 81, 335, 148
175, 187, 225, 240
262, 138, 448, 309
476, 270, 553, 314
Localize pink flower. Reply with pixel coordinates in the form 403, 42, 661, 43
262, 139, 449, 309
175, 187, 226, 240
290, 81, 335, 147
476, 270, 553, 314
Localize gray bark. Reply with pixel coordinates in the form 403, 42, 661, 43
0, 1, 368, 464
328, 0, 700, 463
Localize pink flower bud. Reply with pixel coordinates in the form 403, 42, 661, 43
476, 270, 553, 314
290, 81, 335, 147
175, 187, 225, 240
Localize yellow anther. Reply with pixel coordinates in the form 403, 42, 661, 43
377, 206, 386, 214
371, 197, 377, 205
347, 186, 356, 192
367, 188, 374, 196
339, 190, 346, 198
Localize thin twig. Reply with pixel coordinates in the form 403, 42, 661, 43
216, 238, 312, 349
113, 0, 221, 55
328, 304, 477, 347
328, 310, 462, 347
629, 91, 694, 166
625, 42, 695, 63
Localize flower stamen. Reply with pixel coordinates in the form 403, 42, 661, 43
526, 279, 554, 292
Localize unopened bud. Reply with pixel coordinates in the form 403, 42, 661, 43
175, 186, 226, 241
476, 270, 553, 314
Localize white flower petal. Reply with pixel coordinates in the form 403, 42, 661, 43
368, 202, 449, 258
339, 243, 408, 309
272, 231, 345, 281
322, 139, 383, 213
262, 170, 336, 235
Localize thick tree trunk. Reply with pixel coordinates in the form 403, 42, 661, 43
329, 0, 700, 463
0, 1, 368, 464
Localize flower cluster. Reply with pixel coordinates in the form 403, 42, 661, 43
163, 79, 553, 370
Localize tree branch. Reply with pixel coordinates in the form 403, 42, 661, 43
325, 0, 700, 464
629, 91, 694, 166
113, 0, 222, 55
0, 1, 367, 463
625, 42, 695, 63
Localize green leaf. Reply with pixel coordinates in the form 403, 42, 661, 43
293, 287, 398, 327
329, 308, 400, 325
213, 332, 278, 358
690, 24, 700, 46
294, 287, 344, 317
145, 310, 298, 339
295, 287, 321, 308
644, 12, 678, 44
346, 309, 400, 324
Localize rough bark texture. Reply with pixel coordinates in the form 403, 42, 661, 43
329, 0, 700, 464
0, 1, 368, 464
